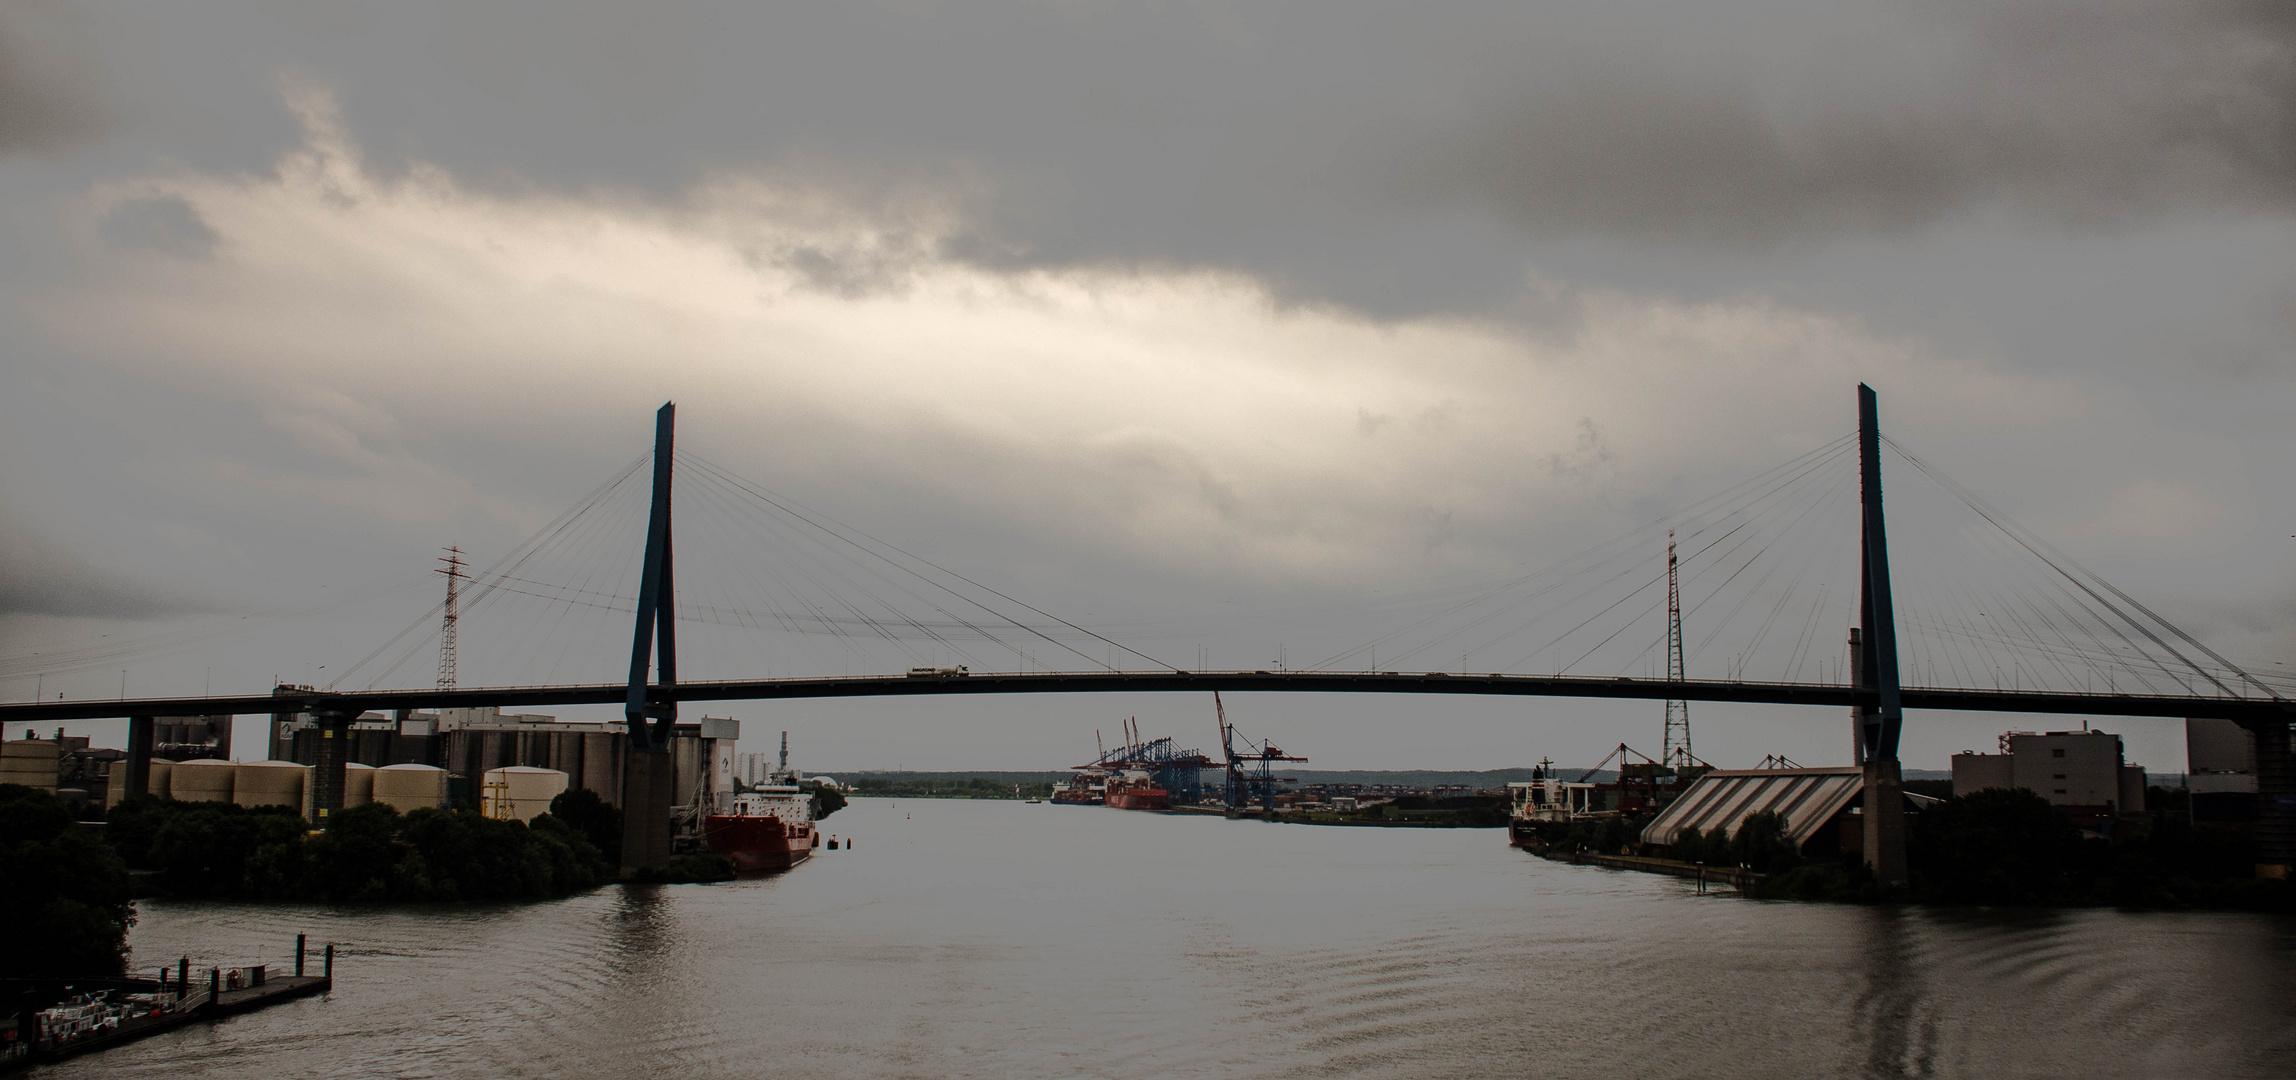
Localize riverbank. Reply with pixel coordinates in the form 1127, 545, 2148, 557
1529, 848, 1764, 892
1516, 788, 2296, 910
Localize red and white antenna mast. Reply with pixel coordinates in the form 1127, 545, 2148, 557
437, 547, 468, 690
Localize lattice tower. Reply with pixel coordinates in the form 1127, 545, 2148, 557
1662, 532, 1693, 769
437, 546, 467, 690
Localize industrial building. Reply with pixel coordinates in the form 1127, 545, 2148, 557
1950, 730, 2146, 816
153, 715, 233, 761
1642, 766, 1870, 858
2187, 717, 2257, 824
271, 702, 737, 816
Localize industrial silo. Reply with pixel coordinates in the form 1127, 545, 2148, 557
170, 758, 236, 804
234, 760, 311, 813
102, 757, 173, 807
372, 764, 449, 812
481, 766, 568, 822
344, 762, 375, 808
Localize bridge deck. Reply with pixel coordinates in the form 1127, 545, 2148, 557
1, 670, 2285, 724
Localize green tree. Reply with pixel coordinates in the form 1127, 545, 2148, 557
1730, 811, 1801, 874
1910, 788, 2085, 905
545, 788, 622, 867
102, 792, 175, 868
297, 802, 404, 901
395, 808, 555, 900
802, 781, 846, 820
0, 784, 135, 977
148, 803, 308, 898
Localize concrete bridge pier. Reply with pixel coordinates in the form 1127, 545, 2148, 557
1862, 759, 1907, 887
2250, 717, 2293, 878
619, 747, 675, 874
310, 706, 356, 827
121, 715, 154, 800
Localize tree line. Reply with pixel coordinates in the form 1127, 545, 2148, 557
0, 783, 738, 980
847, 776, 1054, 799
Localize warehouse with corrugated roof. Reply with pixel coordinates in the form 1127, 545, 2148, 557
1641, 766, 1867, 857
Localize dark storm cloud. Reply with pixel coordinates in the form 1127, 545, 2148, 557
1409, 0, 2296, 244
0, 509, 197, 619
0, 3, 110, 156
59, 0, 2296, 316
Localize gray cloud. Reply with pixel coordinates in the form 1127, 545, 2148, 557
1, 0, 2289, 772
0, 509, 199, 619
0, 3, 110, 157
98, 196, 218, 258
1407, 1, 2296, 245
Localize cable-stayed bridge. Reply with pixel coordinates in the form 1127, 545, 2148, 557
5, 387, 2289, 878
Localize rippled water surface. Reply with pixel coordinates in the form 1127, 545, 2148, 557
53, 798, 2296, 1079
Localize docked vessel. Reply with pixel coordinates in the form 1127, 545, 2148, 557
704, 785, 819, 871
704, 735, 821, 872
1050, 773, 1105, 805
1102, 769, 1169, 812
1506, 758, 1600, 847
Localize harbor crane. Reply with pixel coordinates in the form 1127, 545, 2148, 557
1214, 692, 1307, 814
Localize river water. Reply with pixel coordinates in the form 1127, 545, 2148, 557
54, 797, 2296, 1079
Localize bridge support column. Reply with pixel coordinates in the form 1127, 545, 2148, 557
122, 715, 154, 802
619, 749, 675, 875
1862, 759, 1907, 887
2251, 718, 2294, 878
310, 706, 355, 827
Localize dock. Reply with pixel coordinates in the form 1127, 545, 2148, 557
2, 936, 334, 1072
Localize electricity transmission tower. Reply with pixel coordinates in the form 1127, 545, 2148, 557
437, 547, 467, 690
1662, 532, 1694, 770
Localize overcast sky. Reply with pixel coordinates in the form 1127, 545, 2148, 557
3, 0, 2293, 772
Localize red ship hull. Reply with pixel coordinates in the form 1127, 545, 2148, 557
1105, 788, 1169, 812
1050, 791, 1103, 806
703, 814, 817, 872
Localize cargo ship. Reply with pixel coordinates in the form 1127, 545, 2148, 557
1050, 773, 1105, 805
704, 734, 821, 872
1102, 770, 1169, 812
704, 784, 820, 871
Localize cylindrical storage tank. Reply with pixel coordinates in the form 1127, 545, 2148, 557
233, 760, 310, 813
372, 764, 449, 813
481, 766, 568, 822
344, 762, 375, 808
170, 759, 236, 804
110, 757, 178, 806
147, 757, 173, 801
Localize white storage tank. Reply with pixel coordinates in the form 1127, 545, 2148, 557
234, 760, 311, 814
102, 757, 173, 807
170, 758, 236, 804
371, 764, 448, 813
344, 762, 375, 808
481, 766, 568, 822
0, 741, 59, 793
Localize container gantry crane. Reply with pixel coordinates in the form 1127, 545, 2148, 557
1214, 692, 1307, 813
